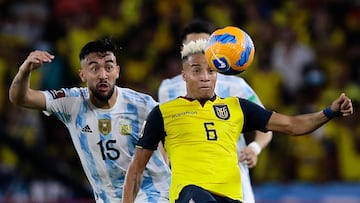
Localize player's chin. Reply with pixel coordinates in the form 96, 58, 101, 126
96, 92, 112, 101
93, 88, 113, 101
199, 92, 214, 100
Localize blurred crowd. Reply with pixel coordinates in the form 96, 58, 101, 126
0, 0, 359, 202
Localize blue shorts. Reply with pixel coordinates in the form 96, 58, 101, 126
175, 185, 242, 203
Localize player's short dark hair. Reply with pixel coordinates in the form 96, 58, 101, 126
79, 38, 118, 60
180, 19, 216, 43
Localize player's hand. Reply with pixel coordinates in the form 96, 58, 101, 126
239, 146, 258, 168
20, 50, 54, 73
331, 93, 353, 116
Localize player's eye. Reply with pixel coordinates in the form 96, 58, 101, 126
193, 68, 201, 74
209, 68, 216, 74
105, 65, 114, 72
90, 66, 98, 72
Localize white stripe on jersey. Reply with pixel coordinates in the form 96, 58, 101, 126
158, 73, 263, 203
44, 86, 170, 203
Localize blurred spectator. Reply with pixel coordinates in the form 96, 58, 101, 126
319, 58, 360, 181
53, 0, 101, 79
309, 7, 346, 58
244, 47, 284, 112
282, 61, 332, 182
271, 26, 315, 103
96, 0, 126, 38
204, 0, 234, 27
324, 100, 360, 181
1, 1, 48, 46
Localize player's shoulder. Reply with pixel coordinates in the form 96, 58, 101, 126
118, 86, 158, 105
158, 74, 186, 103
217, 95, 240, 103
217, 73, 247, 84
159, 74, 183, 87
158, 98, 185, 117
216, 73, 253, 94
159, 96, 183, 107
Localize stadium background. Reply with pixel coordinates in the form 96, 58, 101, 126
0, 0, 359, 202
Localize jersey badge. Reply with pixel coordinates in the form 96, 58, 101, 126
120, 124, 132, 135
49, 89, 65, 99
98, 119, 111, 135
213, 104, 230, 120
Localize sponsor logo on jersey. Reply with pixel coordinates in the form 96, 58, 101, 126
172, 111, 197, 118
81, 125, 93, 133
213, 105, 230, 120
98, 119, 111, 135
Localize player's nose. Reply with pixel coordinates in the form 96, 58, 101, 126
98, 67, 108, 79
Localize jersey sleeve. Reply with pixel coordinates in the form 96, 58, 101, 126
42, 88, 69, 116
137, 105, 166, 150
42, 88, 84, 122
239, 98, 273, 133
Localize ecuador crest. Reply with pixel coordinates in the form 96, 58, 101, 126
213, 105, 230, 120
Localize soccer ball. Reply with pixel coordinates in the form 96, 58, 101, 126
205, 26, 255, 75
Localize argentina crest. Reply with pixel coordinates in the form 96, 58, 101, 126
213, 104, 230, 120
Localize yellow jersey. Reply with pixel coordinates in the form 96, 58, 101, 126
137, 96, 272, 202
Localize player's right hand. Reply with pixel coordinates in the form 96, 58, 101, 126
20, 50, 54, 72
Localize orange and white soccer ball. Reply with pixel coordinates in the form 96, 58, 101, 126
205, 26, 255, 75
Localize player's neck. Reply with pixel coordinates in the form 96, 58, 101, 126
183, 94, 216, 103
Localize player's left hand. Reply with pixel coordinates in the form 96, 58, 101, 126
239, 146, 258, 168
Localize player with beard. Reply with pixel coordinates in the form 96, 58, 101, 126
9, 38, 171, 203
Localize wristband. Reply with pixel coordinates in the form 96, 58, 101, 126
248, 141, 261, 155
323, 106, 342, 119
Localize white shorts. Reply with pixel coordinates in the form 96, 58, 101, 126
239, 161, 255, 203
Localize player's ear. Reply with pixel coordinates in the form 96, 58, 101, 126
182, 70, 187, 82
116, 65, 120, 79
79, 68, 86, 82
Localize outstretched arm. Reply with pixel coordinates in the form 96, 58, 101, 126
9, 50, 54, 109
122, 148, 154, 203
267, 93, 353, 135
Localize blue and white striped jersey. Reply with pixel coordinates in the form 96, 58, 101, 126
158, 73, 263, 203
43, 86, 171, 203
